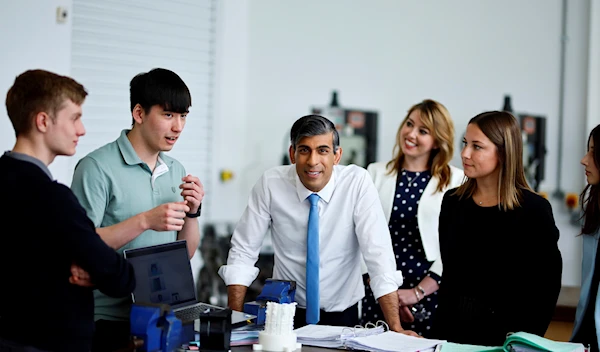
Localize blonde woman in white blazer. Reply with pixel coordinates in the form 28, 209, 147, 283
360, 99, 464, 337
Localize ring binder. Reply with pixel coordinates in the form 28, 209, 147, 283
294, 323, 386, 349
295, 321, 444, 351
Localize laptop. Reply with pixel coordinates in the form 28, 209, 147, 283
123, 240, 255, 326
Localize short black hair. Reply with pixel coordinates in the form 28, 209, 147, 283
130, 68, 191, 121
290, 114, 339, 153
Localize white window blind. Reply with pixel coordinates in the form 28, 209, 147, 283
70, 0, 216, 218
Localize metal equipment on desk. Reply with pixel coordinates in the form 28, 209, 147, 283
243, 279, 296, 325
130, 303, 182, 352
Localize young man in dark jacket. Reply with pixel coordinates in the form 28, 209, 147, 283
0, 69, 136, 352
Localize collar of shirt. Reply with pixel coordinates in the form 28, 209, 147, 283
152, 156, 170, 187
116, 129, 172, 173
294, 167, 336, 204
4, 151, 52, 179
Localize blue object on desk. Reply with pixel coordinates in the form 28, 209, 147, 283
243, 279, 296, 325
130, 303, 182, 352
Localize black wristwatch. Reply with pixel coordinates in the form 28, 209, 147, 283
186, 203, 202, 218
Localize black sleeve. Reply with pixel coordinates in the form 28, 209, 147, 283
51, 184, 136, 298
509, 195, 562, 335
431, 189, 456, 339
438, 188, 456, 269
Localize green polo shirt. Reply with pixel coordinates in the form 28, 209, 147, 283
71, 129, 186, 321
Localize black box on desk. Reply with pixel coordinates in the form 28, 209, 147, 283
198, 308, 232, 352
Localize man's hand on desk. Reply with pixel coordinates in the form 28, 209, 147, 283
387, 319, 420, 337
68, 264, 94, 287
396, 329, 421, 338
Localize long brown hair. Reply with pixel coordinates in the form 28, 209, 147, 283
386, 99, 455, 193
581, 124, 600, 235
454, 111, 532, 211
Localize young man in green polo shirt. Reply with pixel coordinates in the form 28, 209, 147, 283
71, 68, 203, 351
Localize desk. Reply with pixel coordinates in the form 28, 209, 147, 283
231, 345, 335, 352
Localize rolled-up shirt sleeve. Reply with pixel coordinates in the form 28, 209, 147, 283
354, 170, 403, 300
218, 174, 271, 287
369, 271, 404, 300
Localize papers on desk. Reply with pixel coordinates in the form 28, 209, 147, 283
230, 324, 263, 346
345, 331, 445, 352
440, 343, 503, 352
294, 324, 385, 348
294, 324, 445, 351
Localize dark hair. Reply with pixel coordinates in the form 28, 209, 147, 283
581, 124, 600, 235
5, 69, 87, 137
290, 115, 340, 153
129, 68, 191, 124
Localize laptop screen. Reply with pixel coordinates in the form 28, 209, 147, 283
124, 240, 197, 309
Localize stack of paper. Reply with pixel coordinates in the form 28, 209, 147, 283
230, 330, 259, 346
230, 324, 263, 346
441, 343, 503, 352
294, 324, 385, 348
345, 330, 445, 352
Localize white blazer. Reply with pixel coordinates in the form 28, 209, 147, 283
366, 161, 464, 276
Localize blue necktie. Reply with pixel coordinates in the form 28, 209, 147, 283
306, 193, 320, 324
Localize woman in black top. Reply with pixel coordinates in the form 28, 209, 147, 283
432, 111, 562, 346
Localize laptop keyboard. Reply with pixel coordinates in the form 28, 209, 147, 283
175, 303, 223, 322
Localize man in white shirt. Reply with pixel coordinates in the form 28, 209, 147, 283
219, 115, 414, 334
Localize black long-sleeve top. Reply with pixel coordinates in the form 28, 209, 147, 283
0, 154, 136, 352
432, 188, 563, 346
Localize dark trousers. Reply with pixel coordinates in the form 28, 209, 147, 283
294, 303, 359, 329
91, 320, 130, 352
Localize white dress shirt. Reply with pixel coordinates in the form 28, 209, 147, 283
218, 164, 402, 312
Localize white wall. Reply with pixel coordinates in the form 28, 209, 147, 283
587, 0, 600, 133
242, 0, 592, 193
0, 0, 73, 182
238, 0, 590, 286
561, 0, 591, 198
211, 0, 250, 222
